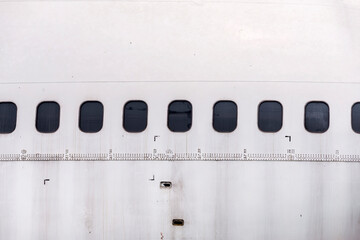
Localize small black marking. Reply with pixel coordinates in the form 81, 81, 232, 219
44, 179, 50, 185
149, 175, 155, 181
285, 136, 292, 142
154, 135, 160, 141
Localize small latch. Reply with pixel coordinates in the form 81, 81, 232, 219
172, 219, 184, 226
160, 181, 172, 188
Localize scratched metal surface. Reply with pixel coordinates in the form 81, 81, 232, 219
1, 161, 360, 240
1, 1, 360, 239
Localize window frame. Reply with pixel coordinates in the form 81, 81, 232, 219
123, 100, 148, 133
78, 100, 104, 133
36, 101, 61, 133
304, 101, 330, 133
212, 100, 238, 133
0, 102, 17, 134
351, 102, 360, 133
257, 100, 283, 133
167, 100, 193, 133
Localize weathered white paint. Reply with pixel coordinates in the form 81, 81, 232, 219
1, 161, 360, 240
1, 1, 360, 239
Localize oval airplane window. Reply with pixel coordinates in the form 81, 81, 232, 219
0, 102, 17, 134
213, 101, 237, 132
79, 101, 104, 133
168, 100, 192, 132
36, 101, 60, 133
123, 101, 148, 133
305, 101, 329, 133
258, 101, 283, 132
351, 102, 360, 133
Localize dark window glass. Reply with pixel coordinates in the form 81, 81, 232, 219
258, 101, 283, 132
305, 101, 329, 133
123, 101, 148, 132
351, 103, 360, 133
0, 102, 17, 134
168, 100, 192, 132
79, 101, 103, 133
213, 101, 237, 132
36, 101, 60, 133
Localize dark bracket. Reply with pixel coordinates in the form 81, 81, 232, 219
44, 179, 50, 185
